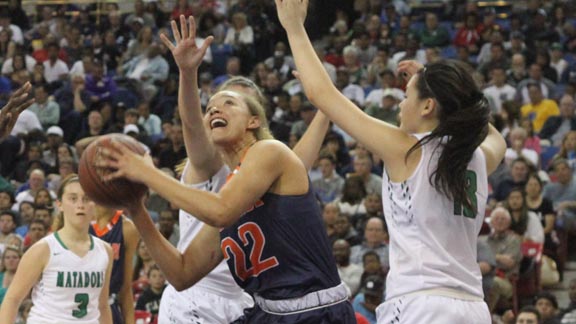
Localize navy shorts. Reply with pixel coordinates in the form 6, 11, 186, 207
231, 300, 356, 324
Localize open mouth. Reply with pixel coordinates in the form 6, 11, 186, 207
210, 118, 228, 129
76, 213, 86, 216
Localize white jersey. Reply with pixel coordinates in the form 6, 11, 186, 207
159, 163, 253, 323
382, 134, 487, 300
28, 233, 110, 324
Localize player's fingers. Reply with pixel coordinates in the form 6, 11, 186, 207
199, 36, 213, 55
180, 15, 188, 39
160, 33, 175, 51
189, 16, 196, 39
10, 81, 31, 98
291, 70, 301, 80
102, 169, 124, 182
171, 20, 181, 43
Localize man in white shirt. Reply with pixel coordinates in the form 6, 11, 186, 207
0, 12, 23, 44
364, 70, 404, 108
333, 239, 363, 295
336, 68, 365, 107
43, 43, 69, 83
483, 66, 517, 114
10, 109, 41, 136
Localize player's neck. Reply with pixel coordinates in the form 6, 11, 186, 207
58, 226, 90, 245
220, 136, 258, 168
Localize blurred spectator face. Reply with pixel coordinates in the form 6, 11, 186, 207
336, 70, 350, 89
19, 202, 34, 224
34, 209, 52, 228
527, 85, 543, 104
47, 45, 59, 61
465, 14, 477, 28
57, 144, 72, 161
382, 95, 396, 110
560, 96, 575, 118
162, 122, 173, 137
490, 45, 504, 61
363, 253, 381, 273
59, 161, 75, 178
92, 62, 104, 79
158, 210, 175, 233
332, 239, 351, 264
334, 215, 351, 237
536, 298, 557, 320
170, 124, 183, 147
0, 30, 9, 44
2, 249, 20, 272
47, 133, 63, 150
564, 132, 576, 152
528, 64, 542, 80
490, 208, 511, 233
0, 192, 12, 210
364, 194, 382, 214
322, 203, 340, 233
516, 312, 538, 324
35, 189, 51, 207
28, 221, 47, 243
525, 176, 542, 198
357, 34, 370, 50
353, 156, 372, 177
29, 170, 45, 191
506, 190, 524, 211
88, 111, 103, 129
490, 68, 506, 86
148, 268, 166, 291
232, 12, 247, 29
319, 157, 335, 179
13, 55, 25, 71
265, 72, 280, 90
511, 55, 525, 71
289, 95, 302, 113
138, 103, 150, 118
425, 13, 438, 29
364, 218, 385, 245
554, 162, 572, 185
34, 86, 48, 104
343, 51, 357, 67
0, 213, 15, 235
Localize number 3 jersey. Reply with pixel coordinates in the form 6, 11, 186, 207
28, 233, 110, 324
219, 183, 341, 300
382, 134, 488, 300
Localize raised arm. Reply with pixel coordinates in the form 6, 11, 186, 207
480, 124, 506, 175
0, 82, 34, 141
125, 202, 223, 291
276, 0, 415, 165
160, 15, 221, 183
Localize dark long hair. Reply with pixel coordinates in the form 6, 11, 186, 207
407, 60, 490, 213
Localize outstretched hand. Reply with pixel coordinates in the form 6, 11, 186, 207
160, 15, 213, 72
0, 82, 34, 140
94, 139, 155, 184
275, 0, 309, 32
397, 60, 425, 82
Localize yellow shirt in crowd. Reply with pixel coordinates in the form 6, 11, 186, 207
521, 99, 560, 133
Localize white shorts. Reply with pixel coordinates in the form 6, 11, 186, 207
376, 294, 491, 324
158, 284, 253, 324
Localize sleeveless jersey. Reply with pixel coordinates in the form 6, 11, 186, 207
174, 163, 246, 298
220, 163, 341, 300
89, 210, 124, 295
27, 233, 110, 324
382, 134, 487, 300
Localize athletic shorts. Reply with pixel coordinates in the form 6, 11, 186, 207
233, 300, 356, 324
157, 284, 253, 324
376, 294, 491, 324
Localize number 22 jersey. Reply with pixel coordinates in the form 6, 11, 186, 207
27, 233, 110, 324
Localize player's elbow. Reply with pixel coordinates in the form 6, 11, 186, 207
205, 205, 237, 228
172, 276, 200, 292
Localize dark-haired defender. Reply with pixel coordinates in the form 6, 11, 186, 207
277, 0, 506, 322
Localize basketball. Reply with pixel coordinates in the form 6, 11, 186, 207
78, 134, 148, 209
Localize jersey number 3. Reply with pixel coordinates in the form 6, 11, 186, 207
72, 293, 89, 318
453, 170, 478, 219
222, 222, 279, 281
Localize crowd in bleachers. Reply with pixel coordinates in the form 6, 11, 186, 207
0, 0, 575, 323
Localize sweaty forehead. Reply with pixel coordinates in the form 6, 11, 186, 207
210, 90, 243, 103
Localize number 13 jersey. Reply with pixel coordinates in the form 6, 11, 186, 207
382, 133, 488, 301
28, 233, 110, 324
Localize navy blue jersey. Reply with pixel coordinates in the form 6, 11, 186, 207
89, 211, 125, 295
220, 185, 341, 300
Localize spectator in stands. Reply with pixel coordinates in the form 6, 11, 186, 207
353, 31, 377, 67
525, 173, 557, 254
213, 56, 241, 86
550, 43, 568, 83
478, 43, 509, 79
333, 213, 362, 246
520, 82, 560, 133
14, 169, 55, 211
535, 49, 559, 84
0, 210, 17, 247
27, 84, 59, 130
23, 218, 47, 251
124, 0, 156, 29
322, 202, 340, 241
0, 246, 21, 304
0, 190, 13, 211
492, 157, 532, 203
124, 43, 169, 101
170, 0, 194, 21
540, 95, 576, 147
157, 123, 185, 172
365, 89, 399, 126
483, 207, 522, 312
42, 42, 69, 84
313, 153, 344, 204
336, 175, 367, 218
518, 64, 557, 106
477, 239, 496, 301
333, 239, 363, 295
336, 67, 365, 107
351, 155, 382, 196
137, 101, 162, 137
342, 45, 367, 86
7, 0, 28, 31
350, 217, 389, 269
155, 209, 178, 247
133, 240, 155, 293
507, 32, 528, 59
10, 106, 41, 137
534, 292, 561, 324
505, 188, 545, 243
454, 12, 482, 55
419, 13, 450, 48
85, 58, 117, 103
135, 264, 166, 323
124, 25, 153, 64
484, 66, 517, 114
0, 10, 22, 45
290, 101, 316, 139
352, 274, 384, 324
559, 278, 576, 323
543, 159, 576, 232
513, 306, 541, 324
76, 109, 107, 141
505, 127, 539, 167
507, 54, 528, 87
14, 201, 33, 238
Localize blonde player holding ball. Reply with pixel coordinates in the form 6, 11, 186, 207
0, 174, 113, 324
276, 0, 507, 322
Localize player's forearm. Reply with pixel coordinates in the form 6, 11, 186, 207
0, 298, 20, 322
293, 111, 330, 170
119, 285, 135, 324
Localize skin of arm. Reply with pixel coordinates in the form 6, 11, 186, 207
0, 242, 48, 322
479, 124, 507, 175
543, 214, 555, 234
101, 140, 296, 228
478, 261, 492, 275
118, 218, 138, 324
495, 253, 516, 271
99, 244, 114, 324
126, 202, 223, 291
